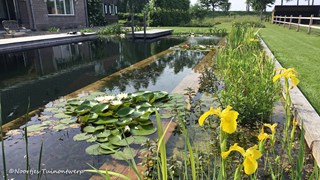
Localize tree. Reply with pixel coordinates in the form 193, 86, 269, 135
190, 3, 208, 19
249, 0, 275, 20
219, 2, 231, 12
246, 0, 251, 11
199, 0, 229, 11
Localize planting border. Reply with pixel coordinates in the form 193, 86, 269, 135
260, 38, 320, 167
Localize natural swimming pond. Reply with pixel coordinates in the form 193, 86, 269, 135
0, 37, 186, 124
0, 36, 220, 179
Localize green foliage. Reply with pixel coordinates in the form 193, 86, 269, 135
118, 0, 147, 13
232, 21, 266, 28
248, 0, 275, 12
216, 27, 279, 124
98, 24, 125, 35
199, 0, 230, 11
87, 0, 107, 26
151, 8, 191, 26
155, 0, 190, 11
47, 27, 60, 32
118, 13, 144, 26
80, 28, 95, 33
190, 4, 209, 20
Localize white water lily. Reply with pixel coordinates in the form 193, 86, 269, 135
117, 93, 128, 100
95, 95, 115, 103
111, 100, 122, 106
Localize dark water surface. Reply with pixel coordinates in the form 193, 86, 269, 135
0, 37, 184, 123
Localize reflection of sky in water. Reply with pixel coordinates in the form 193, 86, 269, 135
103, 50, 206, 94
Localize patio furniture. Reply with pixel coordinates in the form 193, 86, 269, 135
2, 20, 26, 38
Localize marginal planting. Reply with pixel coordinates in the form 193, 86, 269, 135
216, 26, 279, 124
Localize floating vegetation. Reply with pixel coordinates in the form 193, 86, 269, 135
9, 91, 185, 159
62, 91, 185, 156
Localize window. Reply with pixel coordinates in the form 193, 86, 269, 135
47, 0, 74, 15
104, 4, 117, 15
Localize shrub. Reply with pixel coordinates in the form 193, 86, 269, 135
150, 8, 191, 26
98, 23, 125, 35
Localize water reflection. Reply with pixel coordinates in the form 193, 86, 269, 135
0, 37, 184, 123
102, 50, 206, 94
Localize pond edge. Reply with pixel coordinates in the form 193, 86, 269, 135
260, 37, 320, 168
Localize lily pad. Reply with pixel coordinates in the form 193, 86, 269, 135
100, 142, 119, 151
109, 135, 134, 146
60, 118, 77, 124
86, 136, 98, 143
83, 126, 96, 133
111, 147, 138, 160
52, 124, 69, 131
96, 137, 109, 143
41, 120, 56, 126
93, 117, 118, 125
73, 133, 93, 141
98, 148, 116, 155
67, 99, 83, 106
133, 136, 149, 144
53, 113, 70, 119
130, 125, 157, 136
96, 130, 111, 138
91, 104, 109, 113
116, 107, 135, 117
85, 144, 101, 155
44, 108, 60, 113
27, 124, 47, 132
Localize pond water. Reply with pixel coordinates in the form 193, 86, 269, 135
0, 36, 220, 179
0, 37, 184, 124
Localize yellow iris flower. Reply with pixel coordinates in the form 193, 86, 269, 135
263, 123, 277, 136
198, 106, 239, 134
273, 68, 299, 87
222, 143, 262, 175
258, 127, 269, 141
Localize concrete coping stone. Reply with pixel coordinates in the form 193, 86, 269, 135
260, 38, 320, 167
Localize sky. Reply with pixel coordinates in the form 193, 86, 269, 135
190, 0, 320, 11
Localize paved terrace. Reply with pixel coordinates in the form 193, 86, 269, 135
0, 32, 97, 53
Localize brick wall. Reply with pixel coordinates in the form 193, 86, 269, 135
18, 0, 87, 30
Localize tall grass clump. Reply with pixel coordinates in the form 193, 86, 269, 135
216, 26, 279, 124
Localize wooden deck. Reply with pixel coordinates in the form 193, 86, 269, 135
127, 29, 173, 39
0, 33, 97, 53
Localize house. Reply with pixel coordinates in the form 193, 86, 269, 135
103, 0, 119, 23
0, 0, 118, 31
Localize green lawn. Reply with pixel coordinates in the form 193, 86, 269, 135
259, 24, 320, 114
